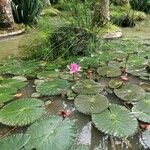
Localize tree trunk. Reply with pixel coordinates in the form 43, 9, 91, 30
116, 0, 129, 6
93, 0, 110, 27
0, 0, 14, 29
45, 0, 51, 6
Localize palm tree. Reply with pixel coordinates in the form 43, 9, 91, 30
0, 0, 14, 29
93, 0, 110, 27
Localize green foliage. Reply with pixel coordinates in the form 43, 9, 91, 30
130, 0, 150, 13
109, 79, 123, 89
72, 80, 104, 95
0, 98, 45, 126
36, 79, 70, 96
0, 93, 14, 105
49, 26, 96, 60
37, 70, 59, 79
11, 0, 43, 25
92, 104, 138, 138
20, 16, 66, 60
97, 66, 121, 77
133, 94, 150, 113
25, 115, 76, 150
74, 94, 109, 115
0, 78, 28, 94
0, 59, 39, 76
71, 144, 89, 150
132, 107, 150, 123
110, 5, 146, 27
0, 133, 30, 150
114, 83, 145, 102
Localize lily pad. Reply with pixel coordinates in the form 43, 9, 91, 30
72, 80, 104, 95
132, 107, 150, 123
25, 115, 76, 150
114, 83, 145, 102
109, 79, 123, 89
66, 89, 77, 100
92, 104, 138, 138
0, 133, 30, 150
97, 66, 121, 77
79, 57, 99, 69
74, 94, 109, 115
71, 145, 89, 150
36, 79, 70, 96
0, 79, 28, 94
0, 60, 39, 76
133, 94, 150, 114
37, 71, 59, 79
0, 93, 14, 105
126, 66, 149, 79
141, 129, 150, 148
60, 72, 81, 81
0, 98, 45, 126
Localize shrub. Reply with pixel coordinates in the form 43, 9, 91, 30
130, 0, 150, 13
110, 5, 146, 27
11, 0, 43, 25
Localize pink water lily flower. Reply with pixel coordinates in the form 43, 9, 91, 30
68, 63, 81, 74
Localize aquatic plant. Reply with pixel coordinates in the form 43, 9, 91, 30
92, 104, 138, 138
74, 94, 109, 115
36, 79, 70, 96
0, 98, 45, 126
0, 133, 30, 150
24, 115, 76, 150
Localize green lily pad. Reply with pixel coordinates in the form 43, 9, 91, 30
126, 66, 149, 79
114, 83, 145, 102
0, 98, 45, 126
97, 66, 121, 77
72, 80, 104, 95
45, 63, 60, 71
132, 107, 150, 123
92, 104, 138, 138
37, 71, 59, 79
141, 129, 150, 148
60, 72, 81, 81
36, 79, 70, 96
127, 55, 147, 68
0, 133, 30, 150
0, 60, 39, 76
79, 57, 99, 69
25, 115, 76, 150
71, 145, 89, 150
0, 93, 14, 105
109, 79, 123, 89
109, 51, 128, 60
66, 89, 77, 100
133, 94, 150, 114
74, 94, 109, 115
0, 79, 28, 94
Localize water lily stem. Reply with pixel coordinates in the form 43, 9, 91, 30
110, 136, 116, 150
73, 73, 75, 80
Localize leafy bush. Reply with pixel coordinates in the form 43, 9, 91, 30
11, 0, 43, 25
110, 5, 146, 27
130, 0, 150, 13
19, 16, 66, 60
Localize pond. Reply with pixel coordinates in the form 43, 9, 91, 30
0, 36, 22, 61
0, 16, 150, 150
